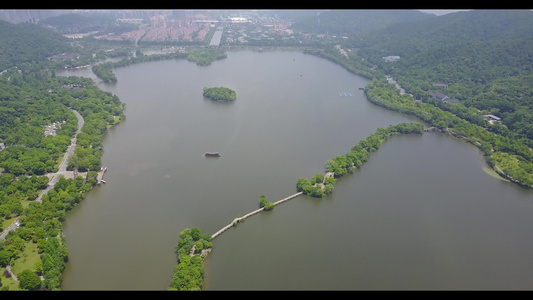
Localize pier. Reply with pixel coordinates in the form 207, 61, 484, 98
97, 167, 107, 184
211, 192, 303, 240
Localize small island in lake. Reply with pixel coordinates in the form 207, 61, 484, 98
203, 87, 236, 102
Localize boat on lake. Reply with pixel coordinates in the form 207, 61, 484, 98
204, 152, 221, 157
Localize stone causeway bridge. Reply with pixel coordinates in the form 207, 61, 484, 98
211, 192, 303, 240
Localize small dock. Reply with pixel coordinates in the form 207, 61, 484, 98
97, 167, 107, 185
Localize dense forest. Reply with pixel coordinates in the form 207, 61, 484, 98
344, 10, 533, 144
290, 9, 432, 36
0, 71, 124, 290
297, 9, 533, 187
0, 20, 124, 290
0, 20, 72, 72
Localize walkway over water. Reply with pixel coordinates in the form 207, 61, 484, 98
211, 172, 335, 240
211, 192, 303, 240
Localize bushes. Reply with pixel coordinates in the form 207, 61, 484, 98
259, 195, 274, 211
169, 228, 212, 291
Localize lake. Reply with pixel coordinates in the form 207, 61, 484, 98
59, 50, 533, 290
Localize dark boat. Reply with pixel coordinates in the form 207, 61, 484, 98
204, 152, 221, 157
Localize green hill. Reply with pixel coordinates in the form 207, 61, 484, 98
290, 9, 433, 36
350, 10, 533, 141
0, 20, 71, 72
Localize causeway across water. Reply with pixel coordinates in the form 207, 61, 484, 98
211, 192, 303, 240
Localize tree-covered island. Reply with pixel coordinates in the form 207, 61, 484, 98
202, 87, 236, 102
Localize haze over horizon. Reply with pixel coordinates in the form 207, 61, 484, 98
418, 9, 470, 15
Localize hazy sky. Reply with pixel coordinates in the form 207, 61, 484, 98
418, 9, 470, 15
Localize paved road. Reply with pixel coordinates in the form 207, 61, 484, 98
35, 109, 84, 203
0, 109, 84, 240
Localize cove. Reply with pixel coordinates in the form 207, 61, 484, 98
58, 50, 533, 290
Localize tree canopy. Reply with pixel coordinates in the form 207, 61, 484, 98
203, 87, 236, 102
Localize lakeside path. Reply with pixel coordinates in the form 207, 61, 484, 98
35, 109, 84, 203
0, 108, 84, 241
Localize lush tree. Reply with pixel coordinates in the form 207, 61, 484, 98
259, 195, 274, 211
18, 269, 41, 291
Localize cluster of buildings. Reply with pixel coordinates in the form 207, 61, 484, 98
428, 91, 460, 104
93, 11, 298, 45
96, 12, 221, 43
44, 120, 66, 137
99, 17, 211, 43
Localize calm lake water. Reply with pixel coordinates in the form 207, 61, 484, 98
59, 50, 533, 290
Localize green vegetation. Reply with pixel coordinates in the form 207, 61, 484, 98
92, 52, 187, 83
0, 172, 98, 290
290, 9, 432, 36
18, 269, 41, 290
92, 51, 190, 83
0, 20, 72, 73
259, 195, 274, 211
91, 63, 117, 83
187, 49, 227, 66
303, 10, 533, 189
203, 87, 236, 102
0, 20, 124, 290
169, 228, 212, 291
364, 79, 533, 188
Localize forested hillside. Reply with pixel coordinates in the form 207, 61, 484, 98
290, 9, 433, 36
0, 19, 124, 290
40, 12, 136, 35
349, 10, 533, 142
0, 9, 70, 24
350, 10, 533, 51
0, 20, 72, 72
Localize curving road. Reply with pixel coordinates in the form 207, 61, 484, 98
0, 108, 84, 240
35, 108, 84, 203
